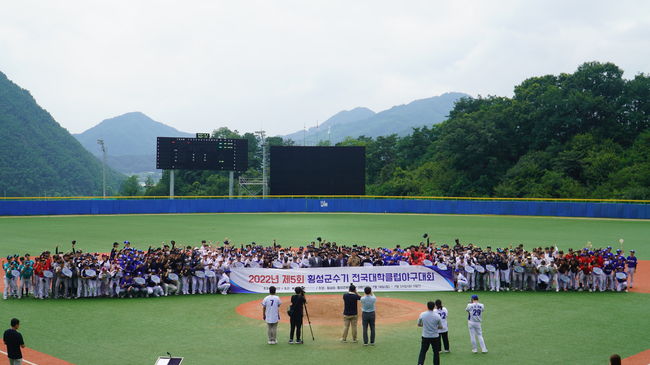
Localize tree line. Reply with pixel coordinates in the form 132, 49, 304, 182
136, 62, 650, 199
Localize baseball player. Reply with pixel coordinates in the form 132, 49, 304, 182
465, 294, 487, 353
20, 255, 35, 298
498, 252, 510, 291
3, 256, 18, 300
512, 256, 525, 291
615, 257, 628, 292
262, 286, 282, 344
434, 299, 450, 353
626, 250, 637, 288
524, 258, 537, 291
456, 270, 469, 292
218, 271, 231, 295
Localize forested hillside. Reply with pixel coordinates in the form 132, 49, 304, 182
0, 71, 123, 196
342, 62, 650, 199
144, 62, 649, 199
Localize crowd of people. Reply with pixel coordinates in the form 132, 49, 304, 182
2, 237, 639, 300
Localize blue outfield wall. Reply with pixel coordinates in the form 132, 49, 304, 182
0, 198, 649, 219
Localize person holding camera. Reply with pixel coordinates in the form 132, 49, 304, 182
288, 286, 306, 344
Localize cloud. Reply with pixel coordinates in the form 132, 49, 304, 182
1, 0, 649, 136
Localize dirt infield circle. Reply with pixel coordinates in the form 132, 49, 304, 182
236, 294, 424, 326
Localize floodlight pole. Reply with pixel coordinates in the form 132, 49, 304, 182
229, 171, 234, 198
255, 130, 268, 197
97, 139, 107, 198
169, 170, 175, 199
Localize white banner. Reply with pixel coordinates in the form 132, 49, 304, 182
229, 265, 455, 293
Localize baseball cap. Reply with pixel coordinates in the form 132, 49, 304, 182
471, 294, 479, 300
630, 250, 635, 253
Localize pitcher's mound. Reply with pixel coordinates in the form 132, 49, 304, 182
236, 294, 424, 326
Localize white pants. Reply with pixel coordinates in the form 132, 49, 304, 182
466, 272, 475, 290
218, 283, 231, 294
181, 276, 190, 294
77, 278, 85, 297
627, 267, 635, 288
36, 277, 50, 298
164, 283, 178, 296
512, 272, 523, 290
524, 273, 536, 290
208, 277, 218, 293
456, 280, 468, 292
489, 271, 499, 291
558, 275, 570, 291
4, 277, 17, 299
499, 269, 511, 285
192, 276, 204, 294
468, 321, 487, 352
146, 286, 164, 297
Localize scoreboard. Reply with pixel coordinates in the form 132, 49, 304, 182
270, 146, 365, 195
156, 137, 248, 171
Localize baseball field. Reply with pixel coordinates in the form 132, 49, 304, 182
1, 212, 648, 365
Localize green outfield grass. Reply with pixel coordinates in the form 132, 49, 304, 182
0, 213, 648, 258
0, 213, 648, 365
0, 291, 648, 365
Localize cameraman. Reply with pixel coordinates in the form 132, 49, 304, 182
289, 286, 307, 344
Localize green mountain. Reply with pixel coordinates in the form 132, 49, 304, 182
283, 92, 469, 144
74, 112, 192, 174
0, 71, 123, 197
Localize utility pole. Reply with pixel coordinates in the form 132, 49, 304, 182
169, 170, 175, 199
255, 130, 268, 197
97, 139, 107, 198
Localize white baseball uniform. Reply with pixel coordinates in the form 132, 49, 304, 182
262, 294, 282, 343
465, 302, 487, 353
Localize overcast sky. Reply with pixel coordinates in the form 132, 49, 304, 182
1, 1, 649, 136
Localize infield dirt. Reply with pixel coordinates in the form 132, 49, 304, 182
236, 294, 423, 326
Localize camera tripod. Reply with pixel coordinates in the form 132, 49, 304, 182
303, 301, 315, 341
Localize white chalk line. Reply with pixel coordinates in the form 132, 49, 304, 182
0, 349, 39, 365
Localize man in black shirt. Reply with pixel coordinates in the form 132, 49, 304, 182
3, 318, 25, 365
340, 284, 361, 343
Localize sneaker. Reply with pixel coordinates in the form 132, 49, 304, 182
352, 340, 358, 343
472, 349, 478, 353
482, 350, 488, 353
363, 343, 368, 346
268, 341, 273, 345
297, 340, 304, 344
443, 350, 449, 353
289, 340, 294, 344
370, 343, 375, 346
340, 338, 347, 343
